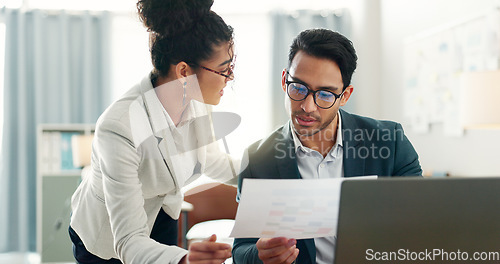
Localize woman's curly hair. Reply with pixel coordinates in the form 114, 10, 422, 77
137, 0, 233, 76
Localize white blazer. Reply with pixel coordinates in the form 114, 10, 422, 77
70, 74, 239, 264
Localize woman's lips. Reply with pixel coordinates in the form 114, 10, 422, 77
219, 89, 224, 96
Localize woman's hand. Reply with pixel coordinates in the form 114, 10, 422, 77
180, 234, 232, 264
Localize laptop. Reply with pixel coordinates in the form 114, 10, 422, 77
334, 177, 500, 264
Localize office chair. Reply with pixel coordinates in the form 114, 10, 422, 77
183, 182, 238, 246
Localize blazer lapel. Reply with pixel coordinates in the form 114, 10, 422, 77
276, 122, 301, 179
140, 76, 180, 190
340, 109, 366, 177
293, 239, 314, 264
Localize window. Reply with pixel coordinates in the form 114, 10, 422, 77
0, 23, 5, 151
25, 0, 133, 11
2, 0, 23, 8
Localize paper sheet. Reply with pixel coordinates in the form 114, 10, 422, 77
230, 177, 376, 239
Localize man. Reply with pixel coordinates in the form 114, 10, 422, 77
232, 29, 422, 264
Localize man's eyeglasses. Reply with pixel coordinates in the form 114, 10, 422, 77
285, 71, 345, 109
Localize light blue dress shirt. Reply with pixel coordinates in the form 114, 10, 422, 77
290, 113, 343, 264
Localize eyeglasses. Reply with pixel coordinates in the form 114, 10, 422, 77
198, 65, 234, 81
193, 55, 236, 81
286, 71, 345, 109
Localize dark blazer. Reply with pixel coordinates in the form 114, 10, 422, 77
232, 109, 422, 264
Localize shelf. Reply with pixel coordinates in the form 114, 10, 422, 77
38, 123, 95, 133
41, 171, 83, 177
36, 123, 95, 264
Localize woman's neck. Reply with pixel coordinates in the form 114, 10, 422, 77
153, 74, 188, 126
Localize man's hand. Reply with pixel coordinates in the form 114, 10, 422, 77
181, 234, 232, 264
256, 237, 299, 264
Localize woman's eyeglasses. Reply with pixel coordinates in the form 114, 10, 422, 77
198, 65, 234, 81
194, 56, 236, 81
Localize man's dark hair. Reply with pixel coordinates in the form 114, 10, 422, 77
288, 28, 357, 89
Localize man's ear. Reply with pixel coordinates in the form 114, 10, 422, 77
281, 69, 287, 92
339, 85, 354, 106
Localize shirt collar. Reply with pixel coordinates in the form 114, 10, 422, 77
291, 111, 343, 156
161, 99, 196, 132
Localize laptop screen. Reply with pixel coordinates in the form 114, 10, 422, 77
334, 177, 500, 264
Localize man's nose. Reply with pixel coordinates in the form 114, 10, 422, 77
301, 94, 317, 113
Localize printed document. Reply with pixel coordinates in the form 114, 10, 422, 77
230, 177, 376, 239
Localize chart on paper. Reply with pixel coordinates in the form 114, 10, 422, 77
261, 194, 337, 238
230, 177, 376, 239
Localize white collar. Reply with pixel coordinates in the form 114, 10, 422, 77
291, 111, 343, 155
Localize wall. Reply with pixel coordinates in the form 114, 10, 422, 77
380, 0, 500, 176
347, 0, 382, 118
110, 12, 151, 101
0, 23, 5, 151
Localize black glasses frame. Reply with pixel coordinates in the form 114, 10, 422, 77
285, 71, 345, 109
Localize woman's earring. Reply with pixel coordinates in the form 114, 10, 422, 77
182, 81, 187, 106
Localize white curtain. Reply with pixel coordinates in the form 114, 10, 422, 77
270, 9, 354, 127
0, 8, 111, 252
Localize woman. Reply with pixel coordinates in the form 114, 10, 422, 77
68, 0, 239, 263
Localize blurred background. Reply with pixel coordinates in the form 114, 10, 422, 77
1, 0, 500, 262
